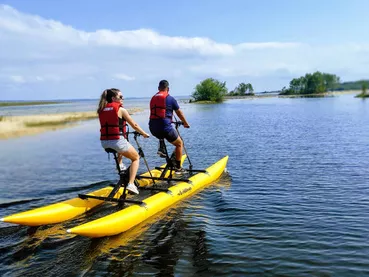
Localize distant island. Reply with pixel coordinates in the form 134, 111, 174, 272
189, 71, 369, 104
189, 74, 368, 103
279, 72, 368, 97
279, 71, 339, 96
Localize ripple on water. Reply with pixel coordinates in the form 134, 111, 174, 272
1, 96, 369, 276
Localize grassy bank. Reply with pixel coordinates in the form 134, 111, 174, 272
224, 94, 276, 100
189, 100, 219, 104
355, 93, 369, 98
278, 93, 334, 98
0, 108, 143, 139
278, 90, 360, 98
0, 101, 66, 107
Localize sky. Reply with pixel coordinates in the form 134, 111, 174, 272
0, 0, 368, 100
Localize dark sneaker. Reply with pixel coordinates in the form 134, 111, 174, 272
157, 150, 167, 158
157, 140, 167, 158
157, 146, 167, 158
174, 167, 187, 175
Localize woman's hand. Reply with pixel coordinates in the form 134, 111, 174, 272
142, 132, 150, 138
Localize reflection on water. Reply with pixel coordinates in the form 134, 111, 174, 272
1, 95, 369, 276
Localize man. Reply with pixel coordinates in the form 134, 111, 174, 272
149, 80, 190, 174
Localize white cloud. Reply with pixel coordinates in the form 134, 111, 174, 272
0, 4, 368, 100
4, 74, 62, 83
9, 75, 25, 83
236, 42, 303, 50
113, 74, 135, 81
0, 5, 236, 56
0, 4, 301, 56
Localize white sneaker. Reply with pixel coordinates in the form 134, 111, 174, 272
126, 183, 139, 195
117, 163, 127, 172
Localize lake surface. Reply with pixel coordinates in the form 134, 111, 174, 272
1, 94, 368, 276
0, 97, 168, 116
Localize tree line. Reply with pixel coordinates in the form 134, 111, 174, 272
191, 72, 367, 102
337, 80, 369, 91
280, 71, 340, 95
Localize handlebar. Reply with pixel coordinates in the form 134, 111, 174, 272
127, 131, 142, 137
172, 121, 184, 128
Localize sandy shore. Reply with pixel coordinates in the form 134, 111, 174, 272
0, 108, 143, 140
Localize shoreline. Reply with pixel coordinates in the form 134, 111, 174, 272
279, 90, 360, 98
224, 90, 360, 100
0, 101, 69, 107
0, 108, 143, 140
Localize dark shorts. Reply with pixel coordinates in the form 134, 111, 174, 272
149, 125, 178, 143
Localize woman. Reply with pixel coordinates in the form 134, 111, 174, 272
97, 88, 150, 194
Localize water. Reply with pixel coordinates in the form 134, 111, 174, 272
0, 94, 368, 276
0, 97, 190, 117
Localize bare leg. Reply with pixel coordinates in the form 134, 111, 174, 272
170, 137, 183, 163
117, 153, 123, 165
121, 146, 140, 184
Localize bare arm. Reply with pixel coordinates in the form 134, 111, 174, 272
174, 109, 190, 128
120, 108, 150, 138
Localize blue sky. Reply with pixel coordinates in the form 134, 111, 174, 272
0, 0, 368, 100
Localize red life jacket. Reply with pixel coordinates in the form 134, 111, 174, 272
150, 91, 169, 119
99, 102, 127, 140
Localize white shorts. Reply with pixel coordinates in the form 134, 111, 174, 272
101, 138, 132, 153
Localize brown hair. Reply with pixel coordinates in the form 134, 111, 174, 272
97, 88, 120, 114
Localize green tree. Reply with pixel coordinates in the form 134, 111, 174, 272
192, 78, 228, 102
247, 83, 254, 94
232, 82, 255, 95
235, 83, 248, 95
362, 82, 368, 95
289, 77, 306, 94
305, 72, 324, 94
280, 71, 340, 95
323, 73, 340, 91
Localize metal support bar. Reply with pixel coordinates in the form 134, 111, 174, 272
155, 167, 206, 173
136, 175, 190, 182
138, 187, 169, 192
78, 194, 143, 205
187, 169, 208, 173
107, 179, 124, 199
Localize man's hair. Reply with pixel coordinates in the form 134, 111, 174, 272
158, 80, 169, 91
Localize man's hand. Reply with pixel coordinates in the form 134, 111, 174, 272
183, 123, 190, 128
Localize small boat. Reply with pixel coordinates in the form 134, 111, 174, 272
67, 156, 228, 238
2, 125, 229, 239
